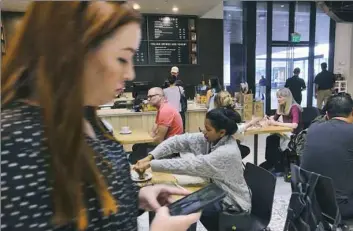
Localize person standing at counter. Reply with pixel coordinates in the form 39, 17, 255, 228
171, 66, 184, 87
1, 2, 200, 231
148, 87, 183, 143
162, 66, 183, 89
163, 76, 186, 131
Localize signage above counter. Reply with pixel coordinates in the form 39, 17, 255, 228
133, 15, 198, 66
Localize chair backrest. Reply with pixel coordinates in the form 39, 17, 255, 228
128, 144, 149, 165
244, 162, 277, 221
302, 107, 320, 129
286, 165, 342, 230
315, 174, 342, 226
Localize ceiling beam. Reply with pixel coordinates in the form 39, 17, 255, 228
317, 1, 343, 22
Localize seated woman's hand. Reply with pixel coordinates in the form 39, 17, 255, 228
134, 160, 151, 173
267, 119, 278, 126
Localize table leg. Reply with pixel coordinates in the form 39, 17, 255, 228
254, 134, 258, 165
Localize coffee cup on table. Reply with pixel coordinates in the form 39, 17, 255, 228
121, 126, 131, 133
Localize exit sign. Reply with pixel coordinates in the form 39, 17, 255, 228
291, 32, 301, 43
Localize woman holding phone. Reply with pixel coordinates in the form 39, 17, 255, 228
1, 2, 199, 231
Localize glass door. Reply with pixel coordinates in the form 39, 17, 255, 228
270, 45, 309, 110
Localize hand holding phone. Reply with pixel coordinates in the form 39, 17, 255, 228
167, 183, 226, 216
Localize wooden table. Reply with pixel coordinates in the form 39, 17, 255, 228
136, 169, 206, 192
114, 130, 154, 145
244, 126, 293, 165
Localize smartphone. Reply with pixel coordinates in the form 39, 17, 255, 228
168, 183, 226, 216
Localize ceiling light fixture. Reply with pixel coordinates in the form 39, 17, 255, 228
172, 6, 179, 12
281, 5, 284, 8
132, 3, 140, 10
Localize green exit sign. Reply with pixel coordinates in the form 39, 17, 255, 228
291, 32, 301, 43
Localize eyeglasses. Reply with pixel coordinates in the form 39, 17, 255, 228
147, 94, 160, 99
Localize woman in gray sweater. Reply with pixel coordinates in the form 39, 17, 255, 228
134, 107, 251, 230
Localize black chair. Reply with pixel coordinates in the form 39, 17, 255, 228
316, 175, 353, 231
219, 163, 277, 231
128, 144, 151, 165
302, 107, 320, 129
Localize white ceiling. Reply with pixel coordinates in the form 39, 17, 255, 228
0, 0, 223, 18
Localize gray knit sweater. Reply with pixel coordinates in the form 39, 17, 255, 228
150, 133, 252, 212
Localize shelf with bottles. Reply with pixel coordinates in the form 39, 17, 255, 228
334, 80, 347, 93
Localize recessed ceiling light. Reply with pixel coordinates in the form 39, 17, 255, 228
132, 3, 140, 10
281, 5, 284, 7
172, 6, 179, 12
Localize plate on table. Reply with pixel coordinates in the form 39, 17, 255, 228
120, 130, 132, 135
131, 171, 152, 182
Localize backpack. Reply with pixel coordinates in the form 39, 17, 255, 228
288, 130, 307, 157
284, 165, 341, 231
178, 86, 187, 113
288, 115, 327, 157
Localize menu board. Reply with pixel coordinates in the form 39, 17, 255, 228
133, 15, 198, 65
149, 42, 189, 64
134, 41, 148, 65
148, 16, 189, 40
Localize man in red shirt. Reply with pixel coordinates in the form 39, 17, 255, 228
147, 87, 183, 143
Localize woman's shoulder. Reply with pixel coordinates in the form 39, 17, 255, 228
2, 102, 42, 136
290, 104, 302, 113
214, 138, 239, 153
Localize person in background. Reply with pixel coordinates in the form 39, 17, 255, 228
1, 2, 199, 231
171, 66, 184, 87
163, 66, 182, 89
285, 67, 306, 105
261, 88, 303, 172
259, 75, 267, 100
163, 76, 186, 131
134, 108, 251, 231
148, 87, 183, 144
301, 93, 353, 220
314, 62, 335, 110
214, 91, 262, 159
206, 77, 222, 111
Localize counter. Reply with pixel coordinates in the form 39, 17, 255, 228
97, 103, 207, 133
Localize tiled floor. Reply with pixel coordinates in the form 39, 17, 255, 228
138, 134, 292, 231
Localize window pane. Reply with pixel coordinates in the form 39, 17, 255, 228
256, 2, 267, 101
313, 7, 330, 108
294, 2, 310, 41
272, 3, 289, 41
271, 47, 290, 110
